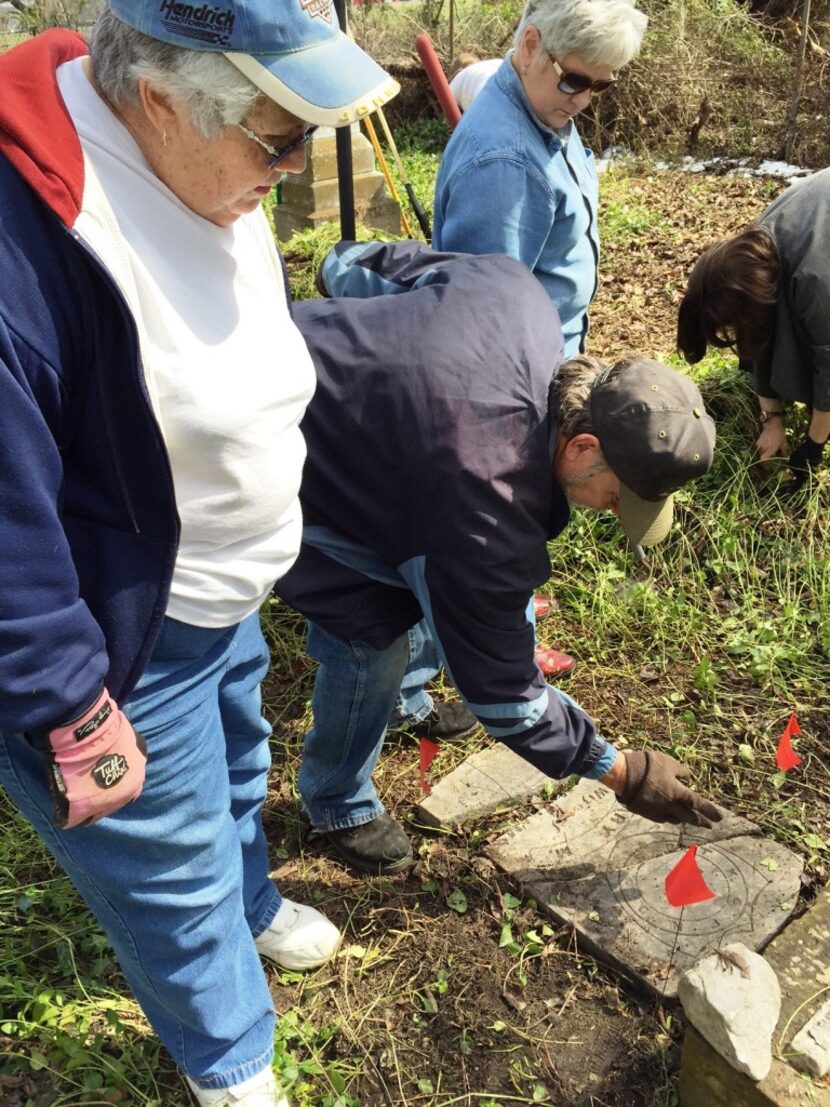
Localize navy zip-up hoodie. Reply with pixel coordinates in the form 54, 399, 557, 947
0, 31, 178, 733
278, 241, 612, 780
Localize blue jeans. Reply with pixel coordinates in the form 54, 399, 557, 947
0, 614, 279, 1090
300, 621, 410, 830
394, 619, 439, 722
395, 598, 539, 723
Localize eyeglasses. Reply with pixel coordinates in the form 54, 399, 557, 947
548, 55, 615, 96
236, 122, 318, 171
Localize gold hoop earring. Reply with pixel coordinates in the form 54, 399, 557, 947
162, 129, 168, 148
521, 64, 528, 76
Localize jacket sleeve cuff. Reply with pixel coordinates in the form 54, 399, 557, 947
580, 738, 618, 780
811, 345, 830, 409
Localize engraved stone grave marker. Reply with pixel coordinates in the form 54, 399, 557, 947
486, 779, 804, 996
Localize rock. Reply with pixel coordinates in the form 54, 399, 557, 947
677, 944, 781, 1081
790, 997, 830, 1077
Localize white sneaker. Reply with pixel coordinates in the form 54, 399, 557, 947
254, 897, 341, 971
185, 1066, 288, 1106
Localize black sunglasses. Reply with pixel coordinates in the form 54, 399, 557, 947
549, 55, 615, 95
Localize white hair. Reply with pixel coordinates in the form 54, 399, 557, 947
89, 8, 264, 138
513, 0, 648, 70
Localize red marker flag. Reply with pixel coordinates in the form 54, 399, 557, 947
775, 713, 802, 772
419, 738, 440, 794
664, 844, 716, 908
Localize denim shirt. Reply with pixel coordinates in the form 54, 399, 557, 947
433, 56, 599, 358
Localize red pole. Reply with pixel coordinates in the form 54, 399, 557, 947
415, 33, 462, 130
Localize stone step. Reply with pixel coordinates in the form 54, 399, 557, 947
765, 885, 830, 1076
414, 742, 556, 829
678, 1027, 830, 1107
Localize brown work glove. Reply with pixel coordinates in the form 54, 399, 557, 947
618, 750, 722, 828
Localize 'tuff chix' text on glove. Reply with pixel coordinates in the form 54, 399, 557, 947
32, 689, 147, 829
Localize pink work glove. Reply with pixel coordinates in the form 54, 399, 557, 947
42, 689, 147, 829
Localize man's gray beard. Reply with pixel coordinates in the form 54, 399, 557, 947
562, 459, 611, 503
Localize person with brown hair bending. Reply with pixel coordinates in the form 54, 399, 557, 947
677, 168, 830, 491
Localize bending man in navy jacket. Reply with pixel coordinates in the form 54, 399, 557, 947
278, 241, 721, 875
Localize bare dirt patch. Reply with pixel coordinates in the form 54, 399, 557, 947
588, 167, 786, 360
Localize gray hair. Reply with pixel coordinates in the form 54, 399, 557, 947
89, 8, 264, 138
514, 0, 647, 70
555, 354, 620, 439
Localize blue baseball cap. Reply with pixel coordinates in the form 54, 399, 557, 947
107, 0, 399, 126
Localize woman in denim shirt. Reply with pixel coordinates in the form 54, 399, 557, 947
434, 0, 647, 359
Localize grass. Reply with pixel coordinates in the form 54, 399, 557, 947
2, 160, 829, 1105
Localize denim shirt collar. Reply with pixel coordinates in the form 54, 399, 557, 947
495, 54, 572, 153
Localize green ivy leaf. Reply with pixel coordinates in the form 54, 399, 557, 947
803, 833, 827, 851
446, 889, 468, 914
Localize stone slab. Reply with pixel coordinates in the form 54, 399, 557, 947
678, 1027, 830, 1107
274, 198, 401, 240
279, 171, 389, 214
765, 887, 830, 1060
486, 779, 803, 997
791, 999, 830, 1077
414, 743, 556, 829
292, 132, 376, 181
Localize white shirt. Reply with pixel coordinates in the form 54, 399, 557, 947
450, 59, 502, 112
57, 58, 316, 627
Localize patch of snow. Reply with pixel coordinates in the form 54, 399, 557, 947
605, 150, 811, 181
752, 159, 811, 179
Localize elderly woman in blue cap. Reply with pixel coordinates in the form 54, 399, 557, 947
0, 3, 396, 1104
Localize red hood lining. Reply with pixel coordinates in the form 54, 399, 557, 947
0, 29, 89, 227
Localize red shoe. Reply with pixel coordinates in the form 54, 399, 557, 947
533, 594, 558, 620
535, 646, 575, 678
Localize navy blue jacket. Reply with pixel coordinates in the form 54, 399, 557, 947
0, 31, 178, 732
279, 242, 612, 780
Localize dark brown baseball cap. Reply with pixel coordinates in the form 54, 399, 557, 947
590, 357, 716, 546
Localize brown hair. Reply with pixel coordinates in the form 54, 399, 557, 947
555, 354, 619, 438
677, 225, 780, 364
447, 51, 483, 81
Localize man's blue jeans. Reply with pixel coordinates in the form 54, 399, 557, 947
0, 614, 279, 1090
394, 619, 439, 722
395, 599, 539, 723
301, 621, 410, 830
